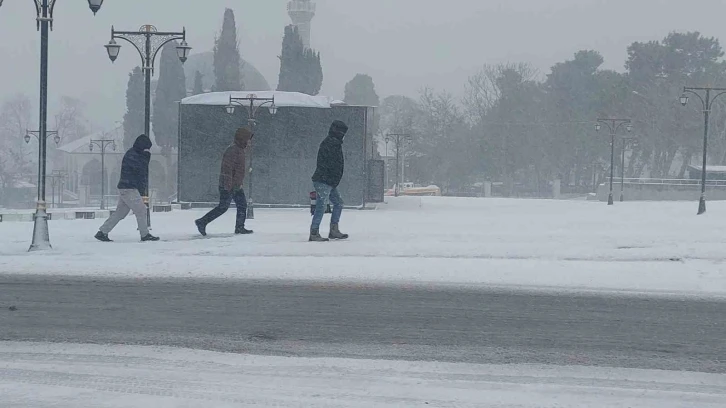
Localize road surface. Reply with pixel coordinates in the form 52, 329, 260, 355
1, 275, 725, 373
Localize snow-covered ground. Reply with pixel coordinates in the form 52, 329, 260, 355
1, 342, 724, 408
2, 197, 726, 296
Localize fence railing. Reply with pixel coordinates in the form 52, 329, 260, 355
609, 178, 726, 187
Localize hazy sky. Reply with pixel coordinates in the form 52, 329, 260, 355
2, 0, 726, 130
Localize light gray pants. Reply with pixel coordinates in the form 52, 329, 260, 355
99, 189, 149, 237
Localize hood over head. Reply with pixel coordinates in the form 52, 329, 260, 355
133, 134, 152, 151
328, 120, 349, 141
235, 127, 253, 148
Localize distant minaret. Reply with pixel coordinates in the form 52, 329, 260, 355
287, 0, 316, 49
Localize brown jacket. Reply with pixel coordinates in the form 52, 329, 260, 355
219, 128, 252, 191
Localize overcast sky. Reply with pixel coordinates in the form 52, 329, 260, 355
2, 0, 726, 129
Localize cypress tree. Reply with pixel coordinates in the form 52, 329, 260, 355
277, 25, 323, 95
123, 67, 145, 149
152, 42, 187, 154
213, 8, 243, 91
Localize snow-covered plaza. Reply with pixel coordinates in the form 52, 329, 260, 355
2, 196, 726, 296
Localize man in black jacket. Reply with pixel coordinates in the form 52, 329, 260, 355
310, 120, 349, 242
95, 134, 159, 242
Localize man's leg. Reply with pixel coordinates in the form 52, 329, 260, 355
198, 189, 233, 226
311, 182, 331, 232
328, 187, 348, 240
233, 189, 251, 234
329, 187, 344, 225
99, 192, 130, 235
123, 189, 151, 238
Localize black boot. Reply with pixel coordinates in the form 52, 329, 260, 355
195, 219, 207, 236
235, 227, 254, 235
141, 233, 160, 242
329, 224, 349, 240
95, 231, 112, 242
309, 229, 329, 242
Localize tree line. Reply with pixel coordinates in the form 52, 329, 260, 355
373, 31, 726, 196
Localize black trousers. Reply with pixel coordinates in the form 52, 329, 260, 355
199, 187, 247, 229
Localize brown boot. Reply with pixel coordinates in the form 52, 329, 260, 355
309, 229, 329, 242
329, 224, 349, 240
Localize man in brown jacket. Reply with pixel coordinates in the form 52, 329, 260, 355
195, 127, 253, 236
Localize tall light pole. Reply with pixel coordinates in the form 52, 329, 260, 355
680, 86, 726, 215
225, 94, 278, 220
595, 119, 632, 205
104, 25, 191, 225
89, 139, 116, 210
385, 133, 412, 197
0, 0, 106, 251
620, 137, 637, 202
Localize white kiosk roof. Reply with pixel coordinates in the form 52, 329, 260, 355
181, 91, 332, 109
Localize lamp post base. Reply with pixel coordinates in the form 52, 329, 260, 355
620, 193, 624, 202
247, 202, 254, 220
607, 193, 614, 205
28, 202, 51, 252
698, 195, 706, 215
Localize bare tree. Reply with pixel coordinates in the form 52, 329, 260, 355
0, 94, 34, 205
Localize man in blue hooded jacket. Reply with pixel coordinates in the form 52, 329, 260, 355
95, 134, 159, 242
310, 120, 349, 242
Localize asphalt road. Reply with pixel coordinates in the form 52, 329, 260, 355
1, 275, 725, 373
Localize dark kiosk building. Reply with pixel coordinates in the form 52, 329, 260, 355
178, 91, 381, 207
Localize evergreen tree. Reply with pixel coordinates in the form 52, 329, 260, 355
152, 42, 187, 154
343, 74, 379, 106
123, 66, 145, 150
193, 70, 204, 95
213, 8, 243, 91
277, 25, 323, 95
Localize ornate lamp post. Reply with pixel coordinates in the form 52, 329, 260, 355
225, 94, 278, 220
25, 129, 60, 145
0, 0, 105, 251
89, 139, 117, 210
385, 133, 412, 197
595, 119, 632, 205
619, 137, 637, 202
680, 86, 726, 215
105, 24, 191, 225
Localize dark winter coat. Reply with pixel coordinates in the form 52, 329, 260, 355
219, 127, 252, 191
117, 135, 152, 195
312, 120, 348, 188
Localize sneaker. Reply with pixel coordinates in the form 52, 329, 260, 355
309, 229, 329, 242
235, 227, 254, 235
329, 224, 349, 240
195, 219, 207, 236
141, 233, 160, 242
94, 231, 112, 242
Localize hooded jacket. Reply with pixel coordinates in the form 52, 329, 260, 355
219, 127, 252, 191
312, 120, 349, 188
117, 134, 152, 195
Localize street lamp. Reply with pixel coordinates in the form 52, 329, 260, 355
680, 86, 726, 215
620, 137, 637, 202
0, 0, 103, 251
48, 170, 66, 209
89, 139, 117, 210
595, 118, 632, 205
386, 132, 413, 197
25, 129, 60, 145
105, 24, 191, 226
225, 94, 278, 220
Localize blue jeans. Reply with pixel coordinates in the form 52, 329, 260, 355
311, 182, 343, 230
